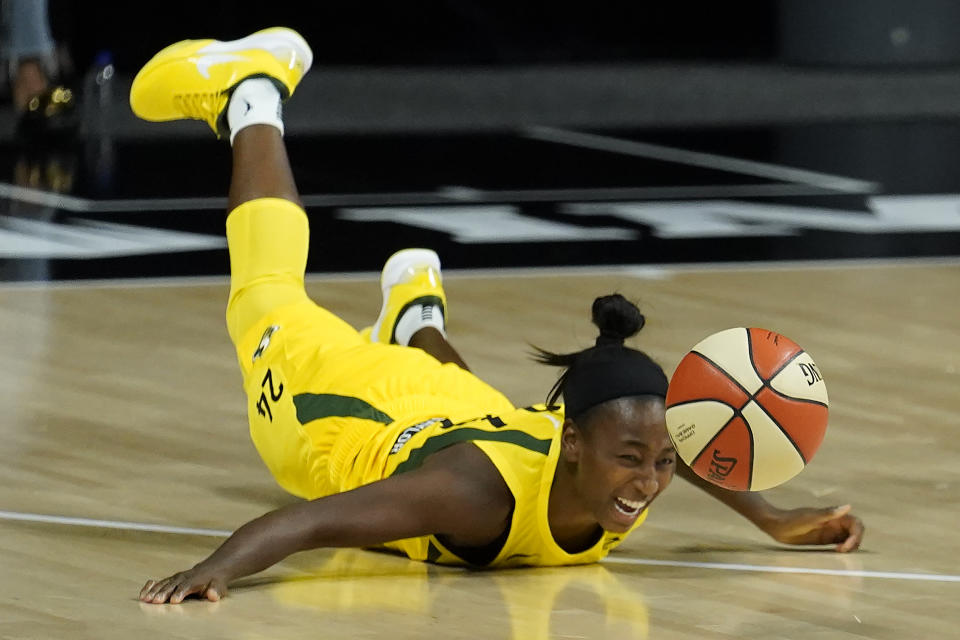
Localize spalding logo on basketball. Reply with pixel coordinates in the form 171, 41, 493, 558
665, 328, 829, 491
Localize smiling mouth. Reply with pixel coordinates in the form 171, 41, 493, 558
613, 496, 648, 518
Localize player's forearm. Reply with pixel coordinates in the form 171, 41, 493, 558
194, 503, 330, 581
675, 460, 780, 528
196, 501, 359, 578
196, 484, 436, 581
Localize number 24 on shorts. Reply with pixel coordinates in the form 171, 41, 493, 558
256, 368, 284, 421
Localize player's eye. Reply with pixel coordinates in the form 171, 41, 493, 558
619, 454, 641, 464
657, 457, 675, 467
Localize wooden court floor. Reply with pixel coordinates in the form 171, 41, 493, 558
1, 261, 958, 639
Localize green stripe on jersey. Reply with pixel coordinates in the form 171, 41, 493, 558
293, 393, 394, 425
426, 540, 444, 563
392, 428, 552, 475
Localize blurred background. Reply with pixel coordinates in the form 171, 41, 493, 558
8, 0, 960, 136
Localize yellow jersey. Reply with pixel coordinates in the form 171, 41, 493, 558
356, 405, 648, 567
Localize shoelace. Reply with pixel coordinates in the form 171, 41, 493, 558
173, 93, 227, 130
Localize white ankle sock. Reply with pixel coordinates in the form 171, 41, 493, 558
227, 78, 283, 144
394, 304, 446, 346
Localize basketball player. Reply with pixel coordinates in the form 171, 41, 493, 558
131, 28, 864, 604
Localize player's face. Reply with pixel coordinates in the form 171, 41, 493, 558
569, 397, 676, 533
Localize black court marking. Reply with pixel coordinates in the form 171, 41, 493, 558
3, 123, 960, 282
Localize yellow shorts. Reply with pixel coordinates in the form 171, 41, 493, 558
226, 199, 514, 498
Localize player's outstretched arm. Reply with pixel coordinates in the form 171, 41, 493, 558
675, 459, 864, 552
139, 444, 512, 604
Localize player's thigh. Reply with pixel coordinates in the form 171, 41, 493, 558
225, 197, 311, 346
316, 343, 516, 422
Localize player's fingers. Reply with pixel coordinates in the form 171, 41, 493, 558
170, 580, 201, 604
154, 579, 182, 604
148, 574, 186, 603
139, 579, 158, 601
205, 579, 228, 602
144, 577, 170, 600
143, 577, 173, 603
836, 517, 864, 553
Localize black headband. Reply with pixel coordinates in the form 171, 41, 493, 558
562, 345, 668, 419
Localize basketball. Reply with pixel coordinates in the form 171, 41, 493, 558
665, 328, 829, 491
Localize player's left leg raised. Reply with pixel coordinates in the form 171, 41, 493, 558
129, 27, 311, 138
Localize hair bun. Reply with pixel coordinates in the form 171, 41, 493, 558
591, 294, 644, 346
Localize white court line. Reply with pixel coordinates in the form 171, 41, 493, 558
3, 509, 957, 584
0, 181, 845, 213
0, 510, 230, 537
525, 126, 880, 194
2, 255, 959, 291
431, 183, 835, 202
603, 556, 960, 584
0, 183, 92, 210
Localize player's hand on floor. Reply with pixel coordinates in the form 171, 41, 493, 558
139, 568, 228, 604
762, 504, 864, 552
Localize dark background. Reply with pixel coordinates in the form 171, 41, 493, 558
3, 0, 959, 283
53, 1, 779, 71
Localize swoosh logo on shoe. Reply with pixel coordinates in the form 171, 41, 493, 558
192, 53, 248, 79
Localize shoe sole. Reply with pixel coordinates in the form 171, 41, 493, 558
380, 248, 441, 292
370, 248, 443, 343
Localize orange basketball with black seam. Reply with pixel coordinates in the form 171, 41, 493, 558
665, 328, 829, 491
